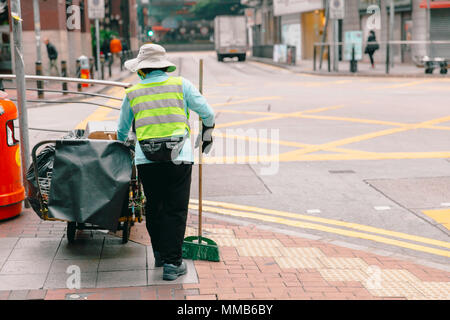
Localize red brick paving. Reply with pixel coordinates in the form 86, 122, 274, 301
0, 208, 449, 300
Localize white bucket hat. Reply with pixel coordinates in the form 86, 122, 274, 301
124, 44, 176, 73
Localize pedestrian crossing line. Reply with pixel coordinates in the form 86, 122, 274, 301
189, 200, 450, 251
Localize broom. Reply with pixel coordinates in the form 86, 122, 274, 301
182, 59, 220, 262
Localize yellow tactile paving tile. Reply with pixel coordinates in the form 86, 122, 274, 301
319, 269, 370, 282
366, 281, 424, 299
237, 246, 282, 257
213, 238, 242, 247
378, 269, 421, 283
410, 282, 450, 299
275, 256, 324, 269
318, 257, 369, 270
239, 239, 283, 248
278, 247, 325, 258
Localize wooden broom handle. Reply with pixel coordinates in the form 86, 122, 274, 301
198, 59, 204, 240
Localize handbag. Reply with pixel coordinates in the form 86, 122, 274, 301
139, 135, 187, 162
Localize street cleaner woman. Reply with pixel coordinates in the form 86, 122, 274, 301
117, 44, 215, 281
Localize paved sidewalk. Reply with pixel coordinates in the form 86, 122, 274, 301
249, 56, 450, 78
0, 207, 448, 300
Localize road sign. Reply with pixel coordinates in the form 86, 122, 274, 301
330, 0, 345, 19
343, 31, 363, 61
88, 0, 105, 20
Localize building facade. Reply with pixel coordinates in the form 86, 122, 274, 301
246, 0, 450, 64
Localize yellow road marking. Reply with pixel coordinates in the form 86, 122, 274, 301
280, 115, 450, 160
211, 96, 283, 107
422, 209, 450, 231
370, 79, 434, 90
191, 199, 450, 250
75, 107, 112, 130
213, 131, 379, 156
215, 105, 345, 129
74, 86, 125, 130
189, 203, 450, 257
298, 114, 406, 127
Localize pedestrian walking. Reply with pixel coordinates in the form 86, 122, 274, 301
44, 38, 60, 76
109, 35, 123, 63
364, 30, 379, 69
117, 44, 215, 281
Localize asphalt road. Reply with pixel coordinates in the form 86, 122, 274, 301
25, 51, 450, 266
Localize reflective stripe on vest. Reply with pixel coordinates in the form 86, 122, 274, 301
125, 77, 190, 140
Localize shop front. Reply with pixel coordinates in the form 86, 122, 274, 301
420, 1, 450, 58
274, 0, 325, 61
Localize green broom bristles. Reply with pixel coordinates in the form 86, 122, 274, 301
182, 236, 220, 262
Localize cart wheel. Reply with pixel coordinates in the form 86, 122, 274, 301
122, 220, 131, 244
67, 222, 77, 244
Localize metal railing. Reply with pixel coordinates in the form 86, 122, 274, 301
313, 40, 450, 74
1, 75, 132, 110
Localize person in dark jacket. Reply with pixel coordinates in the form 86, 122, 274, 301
364, 30, 379, 69
44, 38, 60, 76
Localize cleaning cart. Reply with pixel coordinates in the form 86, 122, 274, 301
28, 129, 145, 244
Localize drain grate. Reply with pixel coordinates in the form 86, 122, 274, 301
328, 170, 355, 174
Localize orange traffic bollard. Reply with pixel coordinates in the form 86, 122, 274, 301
0, 95, 25, 220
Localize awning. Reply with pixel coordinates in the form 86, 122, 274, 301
152, 26, 172, 32
420, 1, 450, 8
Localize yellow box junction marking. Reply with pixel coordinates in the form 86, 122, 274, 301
422, 209, 450, 231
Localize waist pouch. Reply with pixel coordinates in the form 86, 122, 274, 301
139, 135, 187, 162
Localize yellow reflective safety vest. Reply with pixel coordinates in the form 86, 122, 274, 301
125, 76, 190, 141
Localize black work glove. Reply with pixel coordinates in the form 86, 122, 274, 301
195, 123, 215, 154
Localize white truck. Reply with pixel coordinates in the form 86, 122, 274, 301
214, 15, 248, 62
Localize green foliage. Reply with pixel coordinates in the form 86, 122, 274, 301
190, 0, 246, 20
90, 26, 119, 50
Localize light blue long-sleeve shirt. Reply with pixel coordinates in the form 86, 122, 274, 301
117, 70, 215, 165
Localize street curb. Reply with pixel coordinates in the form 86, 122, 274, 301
248, 56, 450, 79
196, 210, 450, 273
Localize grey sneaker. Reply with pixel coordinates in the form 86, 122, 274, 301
163, 261, 187, 281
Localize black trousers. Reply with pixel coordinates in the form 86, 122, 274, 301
137, 162, 192, 266
368, 52, 375, 66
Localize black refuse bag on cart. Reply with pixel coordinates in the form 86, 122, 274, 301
26, 130, 86, 218
46, 139, 133, 232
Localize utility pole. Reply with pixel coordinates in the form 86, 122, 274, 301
389, 0, 394, 68
32, 0, 42, 63
426, 0, 431, 57
95, 19, 101, 80
333, 19, 339, 72
11, 0, 31, 199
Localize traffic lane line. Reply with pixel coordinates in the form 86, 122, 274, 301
188, 203, 450, 258
190, 199, 450, 250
